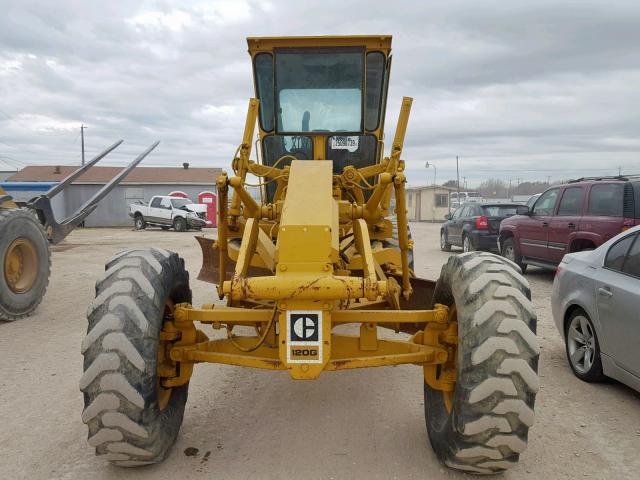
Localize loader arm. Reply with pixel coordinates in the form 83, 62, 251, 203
26, 141, 160, 244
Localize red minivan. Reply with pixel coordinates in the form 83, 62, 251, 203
499, 178, 640, 272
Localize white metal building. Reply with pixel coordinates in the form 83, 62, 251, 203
4, 164, 222, 227
406, 185, 456, 222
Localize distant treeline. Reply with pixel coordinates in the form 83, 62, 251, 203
441, 179, 562, 198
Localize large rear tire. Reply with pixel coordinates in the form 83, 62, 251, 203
80, 248, 191, 466
0, 208, 51, 320
424, 252, 539, 474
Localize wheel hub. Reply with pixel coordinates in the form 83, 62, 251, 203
157, 300, 180, 410
505, 246, 514, 260
567, 315, 595, 373
4, 238, 38, 294
423, 305, 458, 413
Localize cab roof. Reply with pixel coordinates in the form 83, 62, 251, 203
246, 35, 392, 55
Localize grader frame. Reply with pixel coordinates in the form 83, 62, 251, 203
81, 35, 538, 474
162, 36, 456, 395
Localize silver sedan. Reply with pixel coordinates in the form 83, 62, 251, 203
551, 225, 640, 390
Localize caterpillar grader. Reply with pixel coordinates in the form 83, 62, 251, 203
80, 36, 540, 474
0, 141, 159, 320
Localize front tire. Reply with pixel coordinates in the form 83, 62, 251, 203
424, 252, 539, 474
0, 208, 51, 320
80, 248, 191, 466
440, 230, 452, 252
501, 237, 527, 274
173, 217, 186, 232
134, 215, 146, 230
565, 309, 605, 382
462, 235, 475, 253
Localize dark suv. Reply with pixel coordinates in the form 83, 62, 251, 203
441, 203, 525, 252
499, 177, 640, 272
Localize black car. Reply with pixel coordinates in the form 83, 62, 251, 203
441, 203, 526, 252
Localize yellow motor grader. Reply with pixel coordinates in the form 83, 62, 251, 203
0, 141, 158, 320
80, 36, 539, 474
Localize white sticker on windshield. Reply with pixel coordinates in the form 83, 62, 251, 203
331, 136, 359, 153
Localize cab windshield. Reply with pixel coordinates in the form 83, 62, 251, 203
171, 198, 191, 209
255, 48, 386, 135
276, 48, 363, 132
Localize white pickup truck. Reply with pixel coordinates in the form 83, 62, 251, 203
129, 195, 207, 232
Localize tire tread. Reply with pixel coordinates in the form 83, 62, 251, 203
424, 251, 539, 474
80, 248, 190, 466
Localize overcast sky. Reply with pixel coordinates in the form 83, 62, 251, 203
1, 0, 639, 187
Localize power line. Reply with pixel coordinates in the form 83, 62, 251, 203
0, 153, 27, 164
0, 155, 27, 170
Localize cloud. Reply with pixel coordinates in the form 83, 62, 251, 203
0, 0, 638, 185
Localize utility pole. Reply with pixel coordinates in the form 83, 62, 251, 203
80, 124, 86, 166
545, 175, 551, 185
456, 155, 460, 205
618, 166, 622, 176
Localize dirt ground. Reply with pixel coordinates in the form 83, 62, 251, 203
1, 222, 639, 480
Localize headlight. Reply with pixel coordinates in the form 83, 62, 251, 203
186, 212, 198, 218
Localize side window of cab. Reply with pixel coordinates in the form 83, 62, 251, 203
532, 189, 560, 216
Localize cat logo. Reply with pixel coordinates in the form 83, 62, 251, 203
290, 314, 318, 341
286, 310, 322, 364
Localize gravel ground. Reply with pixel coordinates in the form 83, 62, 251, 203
1, 222, 639, 479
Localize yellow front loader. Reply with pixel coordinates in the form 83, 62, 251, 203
0, 141, 158, 320
80, 36, 540, 474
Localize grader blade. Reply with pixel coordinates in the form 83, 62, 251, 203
196, 235, 270, 283
195, 235, 218, 283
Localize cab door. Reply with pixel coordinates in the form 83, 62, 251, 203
548, 186, 585, 263
148, 197, 163, 223
518, 188, 560, 260
596, 232, 640, 376
449, 206, 469, 246
158, 197, 174, 225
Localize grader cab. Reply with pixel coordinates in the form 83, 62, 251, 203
80, 36, 539, 474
